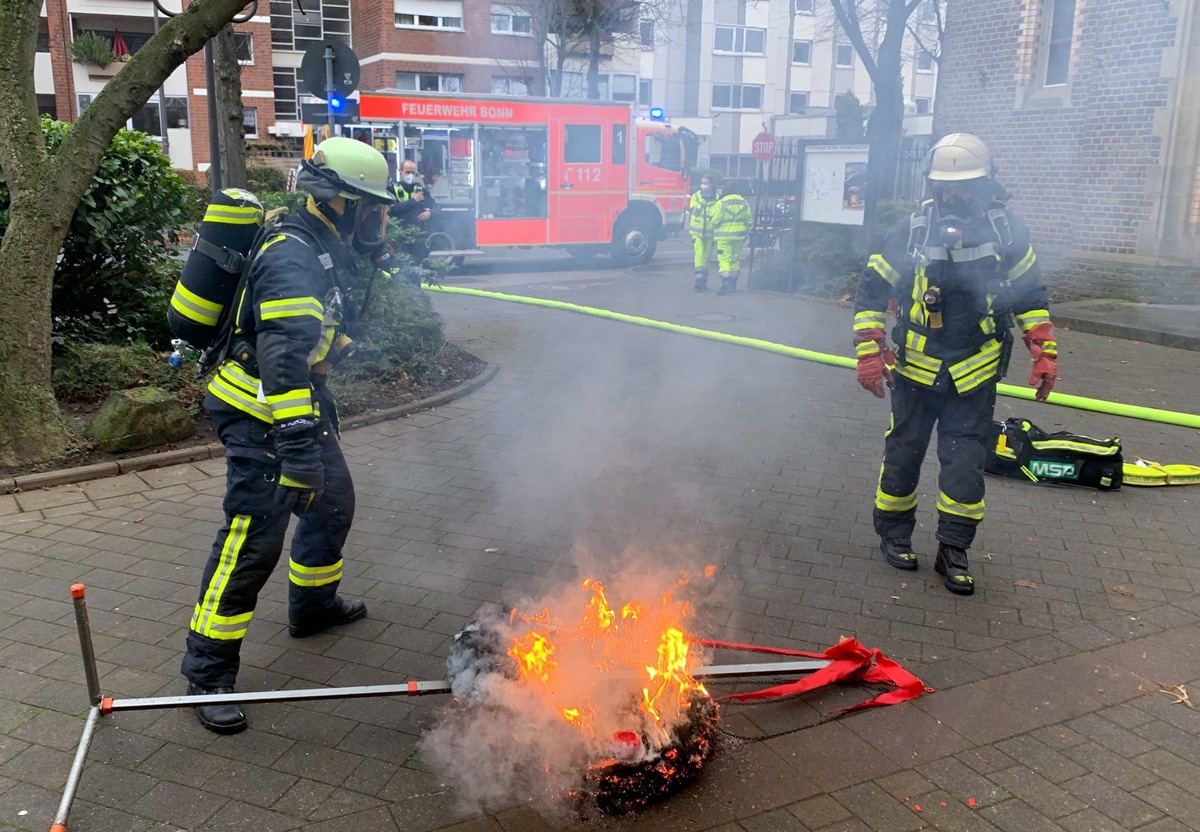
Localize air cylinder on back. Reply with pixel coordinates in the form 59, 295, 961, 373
167, 188, 264, 349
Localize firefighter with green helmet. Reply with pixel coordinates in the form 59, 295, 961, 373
712, 183, 753, 295
688, 174, 720, 290
181, 137, 397, 734
853, 132, 1058, 595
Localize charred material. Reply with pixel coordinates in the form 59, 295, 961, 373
587, 694, 719, 815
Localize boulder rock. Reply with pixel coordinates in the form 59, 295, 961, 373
87, 387, 194, 453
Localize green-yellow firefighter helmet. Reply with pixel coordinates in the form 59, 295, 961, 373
308, 136, 396, 202
925, 133, 996, 182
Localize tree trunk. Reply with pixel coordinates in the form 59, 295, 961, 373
0, 191, 74, 465
0, 0, 251, 465
586, 27, 601, 99
213, 25, 247, 189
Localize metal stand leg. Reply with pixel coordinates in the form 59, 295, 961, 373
53, 584, 830, 829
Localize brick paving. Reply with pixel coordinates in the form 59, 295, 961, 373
2, 247, 1199, 831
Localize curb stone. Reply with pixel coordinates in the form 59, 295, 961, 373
0, 363, 498, 496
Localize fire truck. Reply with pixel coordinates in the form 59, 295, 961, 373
352, 92, 698, 268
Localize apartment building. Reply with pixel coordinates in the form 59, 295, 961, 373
641, 0, 941, 179
36, 0, 938, 182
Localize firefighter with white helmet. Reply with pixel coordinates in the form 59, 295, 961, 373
852, 132, 1058, 595
181, 137, 397, 734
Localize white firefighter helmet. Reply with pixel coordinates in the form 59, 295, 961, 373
925, 133, 996, 182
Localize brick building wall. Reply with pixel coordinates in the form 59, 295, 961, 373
936, 0, 1200, 303
185, 20, 278, 172
354, 1, 542, 94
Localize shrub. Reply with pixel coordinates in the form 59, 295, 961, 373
52, 341, 208, 412
70, 31, 115, 67
246, 165, 288, 192
0, 119, 190, 347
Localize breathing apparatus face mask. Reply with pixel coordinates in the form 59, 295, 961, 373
351, 200, 389, 254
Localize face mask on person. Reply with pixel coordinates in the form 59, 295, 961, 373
351, 200, 388, 254
403, 173, 417, 185
701, 186, 714, 199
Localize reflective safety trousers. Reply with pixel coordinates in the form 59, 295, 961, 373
181, 404, 355, 688
874, 375, 997, 549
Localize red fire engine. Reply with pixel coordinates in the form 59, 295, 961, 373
353, 92, 697, 267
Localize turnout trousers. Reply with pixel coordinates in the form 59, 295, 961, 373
716, 237, 746, 275
873, 374, 997, 549
181, 399, 355, 688
691, 233, 715, 271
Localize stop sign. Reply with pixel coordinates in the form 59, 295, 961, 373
752, 131, 776, 162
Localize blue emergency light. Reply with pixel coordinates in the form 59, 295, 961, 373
329, 95, 344, 111
649, 107, 665, 120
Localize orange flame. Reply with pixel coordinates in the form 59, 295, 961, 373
506, 572, 711, 753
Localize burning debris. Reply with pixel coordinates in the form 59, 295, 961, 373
424, 569, 719, 815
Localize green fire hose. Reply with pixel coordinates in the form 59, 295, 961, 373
427, 285, 1200, 430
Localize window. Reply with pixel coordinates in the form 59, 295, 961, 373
492, 75, 530, 95
1045, 0, 1077, 86
272, 0, 349, 52
916, 50, 934, 72
789, 92, 809, 114
564, 124, 602, 163
644, 133, 682, 172
480, 126, 547, 218
609, 74, 636, 102
792, 40, 812, 64
83, 96, 188, 136
242, 107, 258, 139
396, 72, 464, 92
795, 0, 814, 12
555, 70, 586, 97
915, 97, 932, 114
714, 25, 765, 55
638, 79, 652, 105
491, 5, 531, 35
709, 154, 757, 178
396, 1, 465, 31
234, 32, 253, 65
612, 124, 627, 165
712, 84, 763, 110
164, 97, 189, 128
836, 43, 854, 67
640, 19, 654, 49
920, 0, 939, 24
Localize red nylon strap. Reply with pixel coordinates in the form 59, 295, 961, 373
696, 637, 930, 712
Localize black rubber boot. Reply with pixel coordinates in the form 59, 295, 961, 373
694, 270, 709, 291
187, 681, 247, 735
717, 275, 738, 295
934, 544, 975, 595
880, 537, 919, 571
289, 596, 368, 638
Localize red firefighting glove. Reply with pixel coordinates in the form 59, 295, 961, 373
854, 328, 894, 399
1023, 322, 1058, 401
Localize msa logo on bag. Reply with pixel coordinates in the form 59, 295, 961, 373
1030, 459, 1079, 480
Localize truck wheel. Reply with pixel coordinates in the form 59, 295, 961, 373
611, 219, 658, 267
425, 231, 464, 271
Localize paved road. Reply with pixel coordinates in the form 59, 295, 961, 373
2, 248, 1199, 831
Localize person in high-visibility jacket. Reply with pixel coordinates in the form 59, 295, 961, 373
688, 175, 720, 291
712, 184, 753, 295
181, 138, 397, 734
853, 133, 1058, 596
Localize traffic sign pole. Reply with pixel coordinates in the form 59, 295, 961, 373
324, 44, 336, 134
